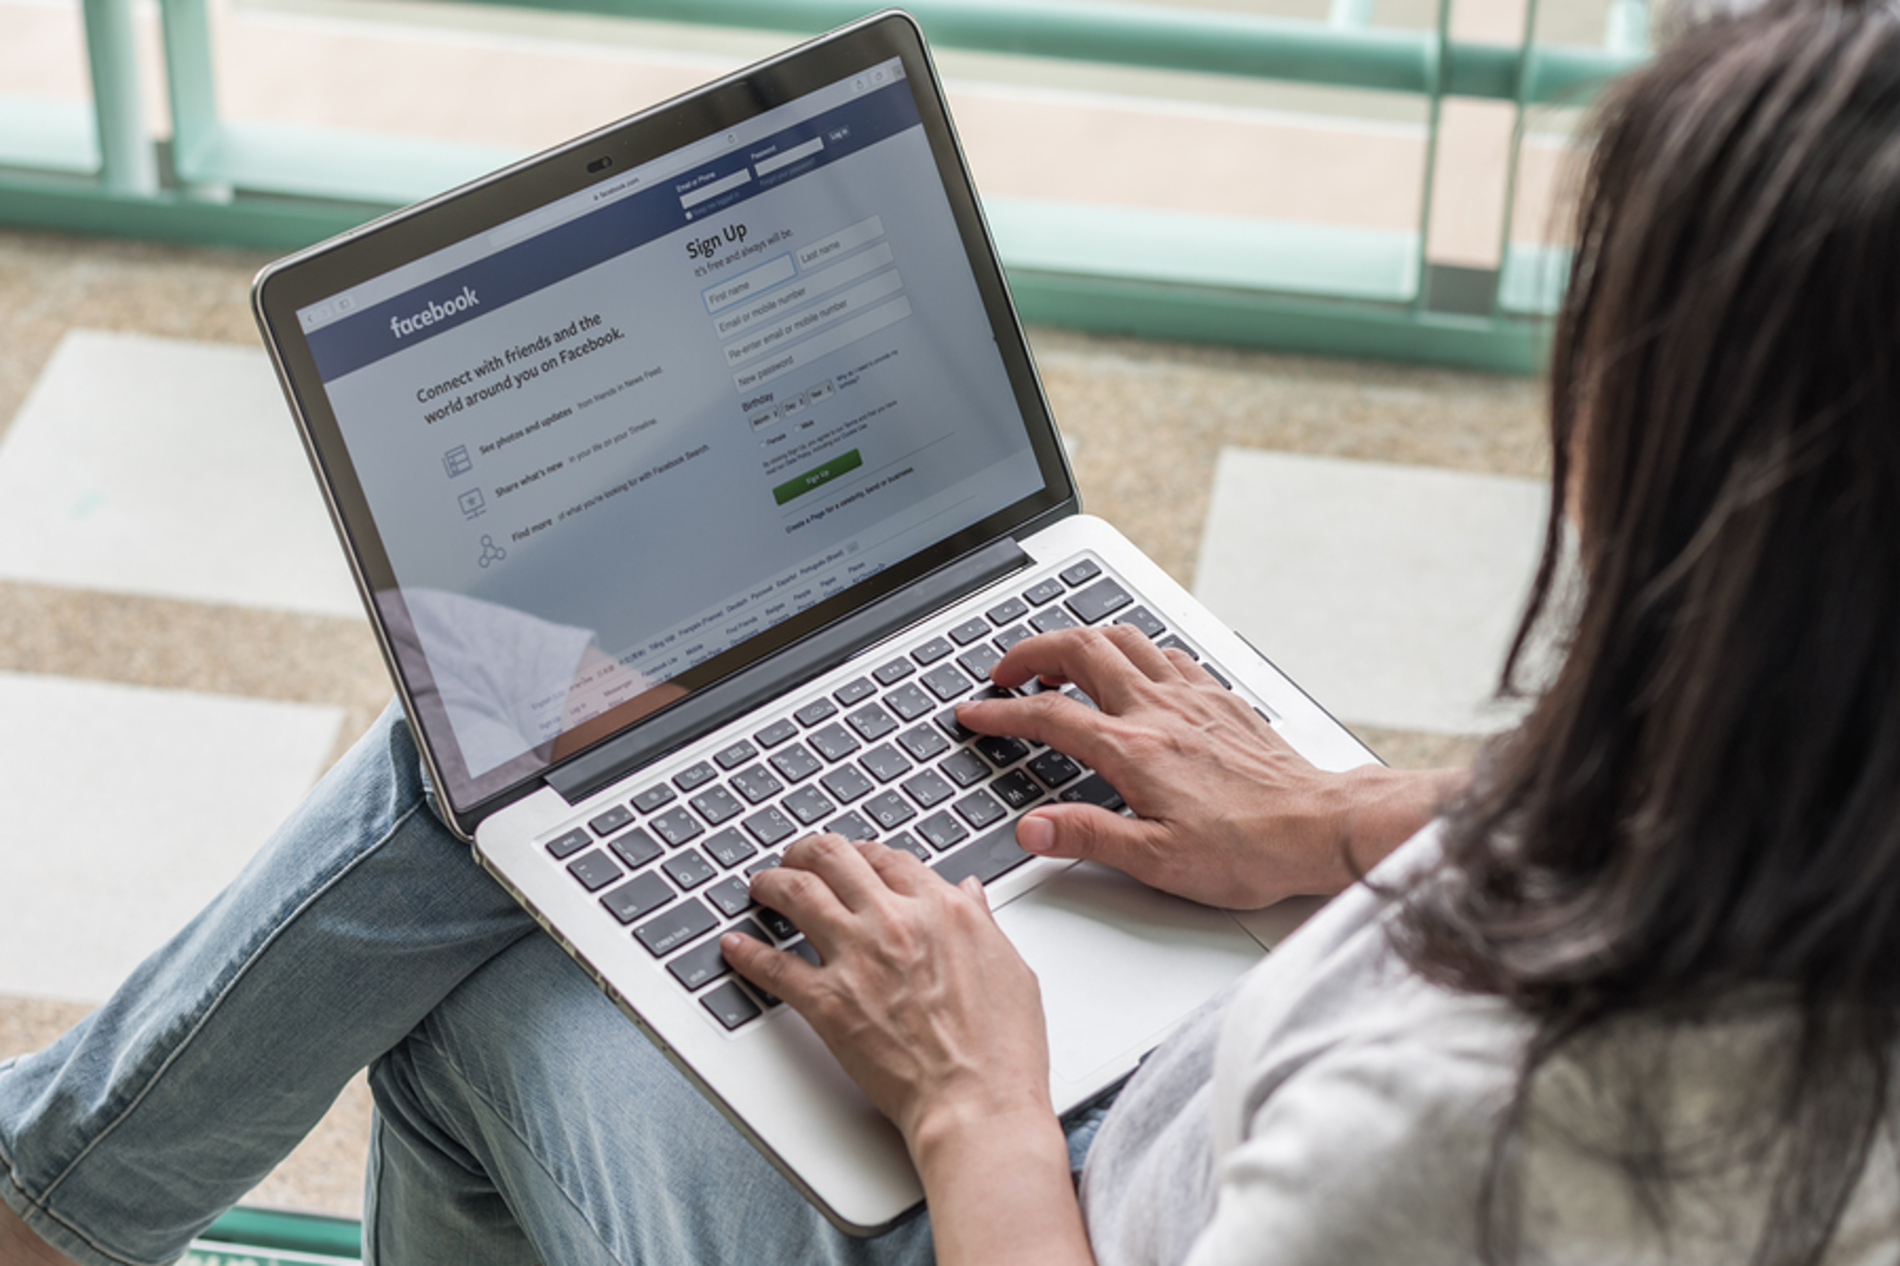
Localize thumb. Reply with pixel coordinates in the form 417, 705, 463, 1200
1016, 803, 1156, 869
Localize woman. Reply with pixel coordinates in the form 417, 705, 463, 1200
5, 1, 1897, 1262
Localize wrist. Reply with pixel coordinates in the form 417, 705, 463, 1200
907, 1088, 1061, 1177
1331, 764, 1464, 878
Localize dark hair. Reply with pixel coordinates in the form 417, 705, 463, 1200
1395, 2, 1900, 1261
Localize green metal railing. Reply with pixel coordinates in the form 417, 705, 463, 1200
0, 2, 1643, 364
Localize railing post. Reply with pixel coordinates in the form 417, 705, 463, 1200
160, 0, 228, 196
80, 0, 158, 195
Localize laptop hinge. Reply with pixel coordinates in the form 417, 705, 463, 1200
546, 537, 1032, 805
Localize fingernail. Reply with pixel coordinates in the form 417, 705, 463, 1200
1019, 814, 1055, 854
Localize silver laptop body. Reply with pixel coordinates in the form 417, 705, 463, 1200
253, 10, 1376, 1235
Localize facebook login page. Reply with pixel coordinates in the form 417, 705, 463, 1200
297, 60, 1041, 786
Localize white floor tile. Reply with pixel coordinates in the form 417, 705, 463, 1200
1194, 448, 1549, 737
0, 673, 344, 1004
0, 329, 363, 618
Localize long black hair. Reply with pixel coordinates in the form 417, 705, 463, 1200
1394, 2, 1900, 1260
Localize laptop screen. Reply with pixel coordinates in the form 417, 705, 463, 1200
260, 22, 1068, 817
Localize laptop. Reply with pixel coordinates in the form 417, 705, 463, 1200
252, 9, 1377, 1235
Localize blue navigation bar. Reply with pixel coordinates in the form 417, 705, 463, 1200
308, 81, 923, 383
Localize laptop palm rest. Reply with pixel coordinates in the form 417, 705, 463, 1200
992, 861, 1266, 1088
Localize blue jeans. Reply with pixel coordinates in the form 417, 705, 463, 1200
0, 704, 1103, 1266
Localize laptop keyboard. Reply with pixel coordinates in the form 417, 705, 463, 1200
540, 554, 1244, 1034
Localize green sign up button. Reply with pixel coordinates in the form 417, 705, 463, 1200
773, 448, 863, 506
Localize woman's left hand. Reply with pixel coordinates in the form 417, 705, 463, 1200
721, 832, 1052, 1150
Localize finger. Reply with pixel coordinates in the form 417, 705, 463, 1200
987, 628, 1152, 707
955, 688, 1133, 775
1015, 803, 1174, 876
776, 831, 892, 912
957, 875, 999, 925
855, 838, 943, 897
721, 930, 822, 1006
1097, 622, 1188, 683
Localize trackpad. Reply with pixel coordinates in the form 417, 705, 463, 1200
993, 862, 1266, 1087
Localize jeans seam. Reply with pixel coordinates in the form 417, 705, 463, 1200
32, 793, 431, 1221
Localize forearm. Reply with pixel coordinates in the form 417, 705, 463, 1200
913, 1104, 1095, 1266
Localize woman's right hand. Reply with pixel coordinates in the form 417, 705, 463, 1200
955, 625, 1461, 909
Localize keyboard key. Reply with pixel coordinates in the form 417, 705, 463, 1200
674, 762, 718, 792
845, 702, 898, 742
587, 804, 633, 837
809, 723, 860, 763
952, 789, 1008, 830
990, 769, 1042, 811
1059, 558, 1102, 587
689, 786, 744, 826
1030, 606, 1080, 634
769, 742, 822, 783
1027, 751, 1083, 789
898, 724, 952, 762
703, 828, 758, 869
714, 740, 758, 770
957, 644, 1002, 682
917, 811, 969, 852
752, 717, 799, 749
886, 831, 930, 861
1115, 606, 1167, 639
567, 850, 623, 892
975, 734, 1031, 768
986, 595, 1029, 625
545, 827, 591, 859
794, 698, 838, 727
1060, 772, 1126, 811
668, 932, 739, 990
1023, 578, 1064, 606
884, 682, 935, 722
704, 876, 754, 918
901, 768, 954, 808
741, 806, 796, 848
824, 810, 877, 840
860, 743, 913, 783
933, 823, 1036, 887
912, 636, 954, 664
782, 786, 835, 825
699, 980, 762, 1030
1203, 662, 1233, 690
632, 784, 676, 813
820, 764, 874, 804
650, 807, 704, 847
757, 906, 798, 940
863, 791, 917, 830
608, 827, 663, 870
941, 749, 989, 788
745, 853, 783, 877
933, 706, 976, 742
663, 848, 717, 890
601, 871, 674, 924
922, 663, 973, 701
993, 623, 1034, 652
834, 677, 878, 706
872, 657, 916, 685
731, 764, 784, 804
948, 617, 990, 646
787, 938, 822, 966
1066, 577, 1132, 624
1157, 635, 1199, 661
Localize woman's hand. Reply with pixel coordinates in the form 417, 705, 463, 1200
723, 835, 1094, 1266
722, 831, 1051, 1146
957, 624, 1462, 908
